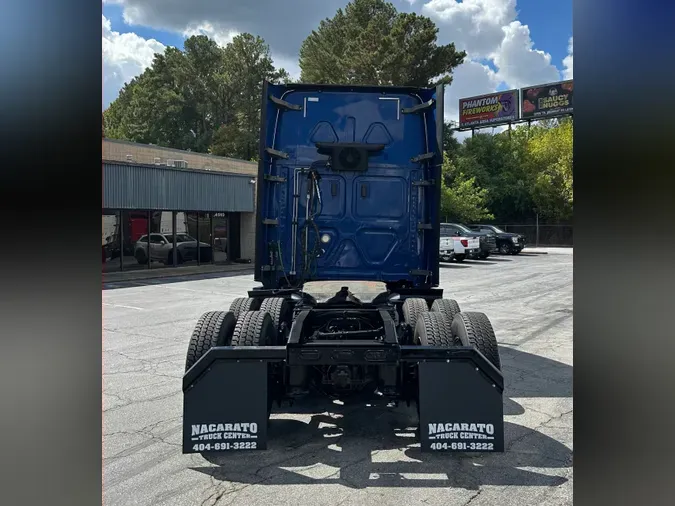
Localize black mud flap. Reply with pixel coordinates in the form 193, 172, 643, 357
182, 346, 286, 453
402, 346, 504, 453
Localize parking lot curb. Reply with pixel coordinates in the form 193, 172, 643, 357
103, 263, 254, 283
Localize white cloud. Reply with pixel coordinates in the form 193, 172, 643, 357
272, 54, 302, 81
444, 59, 501, 125
423, 0, 566, 91
422, 0, 517, 58
101, 0, 346, 57
562, 36, 573, 80
491, 21, 561, 88
102, 15, 165, 108
182, 22, 239, 48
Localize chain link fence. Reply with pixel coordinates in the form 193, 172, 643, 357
497, 224, 573, 247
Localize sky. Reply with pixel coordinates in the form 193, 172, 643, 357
102, 0, 572, 134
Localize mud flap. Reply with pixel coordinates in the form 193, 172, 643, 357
182, 346, 285, 453
405, 346, 504, 453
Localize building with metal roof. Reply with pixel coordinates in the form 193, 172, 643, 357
102, 138, 258, 274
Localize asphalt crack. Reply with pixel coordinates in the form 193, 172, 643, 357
506, 408, 574, 454
464, 488, 483, 505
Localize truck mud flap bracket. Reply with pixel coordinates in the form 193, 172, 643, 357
182, 346, 286, 453
401, 346, 505, 453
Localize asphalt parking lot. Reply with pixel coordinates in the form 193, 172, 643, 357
103, 249, 573, 506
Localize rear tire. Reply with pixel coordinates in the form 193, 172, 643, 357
259, 297, 293, 345
454, 254, 465, 263
402, 298, 429, 332
414, 312, 455, 347
451, 312, 501, 370
431, 299, 461, 322
498, 243, 512, 255
185, 311, 237, 371
229, 297, 260, 319
231, 310, 276, 346
135, 250, 147, 264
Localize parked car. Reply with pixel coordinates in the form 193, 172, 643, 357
440, 223, 481, 262
134, 233, 212, 265
442, 223, 496, 259
469, 224, 526, 255
439, 235, 455, 262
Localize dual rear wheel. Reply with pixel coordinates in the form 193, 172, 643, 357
184, 297, 292, 372
402, 297, 501, 370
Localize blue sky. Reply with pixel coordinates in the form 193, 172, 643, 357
102, 0, 572, 124
514, 0, 572, 68
103, 4, 185, 49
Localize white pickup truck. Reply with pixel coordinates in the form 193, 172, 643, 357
439, 236, 455, 262
440, 224, 481, 262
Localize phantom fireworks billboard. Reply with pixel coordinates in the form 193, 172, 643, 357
458, 90, 519, 128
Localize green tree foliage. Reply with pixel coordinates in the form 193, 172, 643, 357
454, 131, 535, 222
525, 118, 573, 220
103, 34, 288, 157
444, 119, 573, 223
210, 34, 289, 159
442, 121, 461, 157
440, 158, 494, 222
299, 0, 466, 86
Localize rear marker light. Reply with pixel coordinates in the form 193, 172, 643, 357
460, 239, 468, 247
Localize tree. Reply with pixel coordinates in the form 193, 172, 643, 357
103, 40, 227, 151
443, 121, 461, 157
525, 119, 573, 220
440, 158, 494, 223
103, 34, 288, 158
451, 132, 535, 222
210, 34, 289, 159
299, 0, 466, 86
443, 118, 573, 224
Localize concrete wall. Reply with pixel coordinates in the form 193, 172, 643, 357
103, 138, 259, 262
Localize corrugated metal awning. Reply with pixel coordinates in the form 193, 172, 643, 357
103, 162, 255, 212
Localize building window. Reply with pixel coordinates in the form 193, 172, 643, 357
198, 213, 213, 265
102, 210, 121, 272
122, 210, 150, 270
212, 213, 228, 264
177, 212, 199, 266
148, 211, 174, 269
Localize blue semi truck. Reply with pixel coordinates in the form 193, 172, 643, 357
181, 81, 504, 454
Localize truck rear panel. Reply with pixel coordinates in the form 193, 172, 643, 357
255, 82, 444, 290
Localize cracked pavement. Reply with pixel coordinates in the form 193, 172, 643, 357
103, 249, 573, 505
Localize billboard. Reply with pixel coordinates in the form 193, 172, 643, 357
521, 80, 573, 119
459, 90, 519, 128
